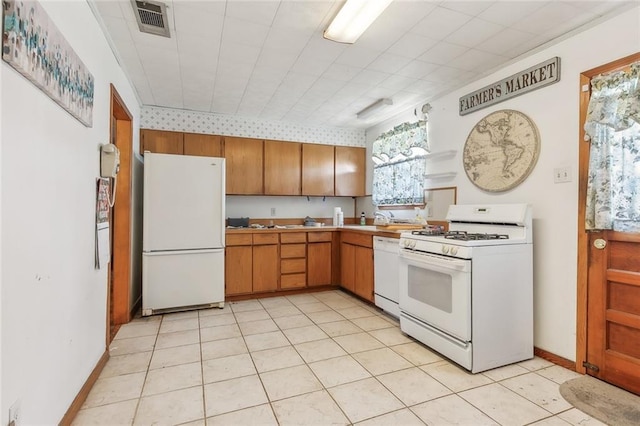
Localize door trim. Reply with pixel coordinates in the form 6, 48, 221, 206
109, 84, 133, 342
576, 52, 640, 374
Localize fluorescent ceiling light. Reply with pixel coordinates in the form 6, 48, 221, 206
324, 0, 394, 44
357, 98, 393, 119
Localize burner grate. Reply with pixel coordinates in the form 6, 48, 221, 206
411, 229, 445, 236
444, 231, 509, 241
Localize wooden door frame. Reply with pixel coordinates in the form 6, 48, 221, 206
576, 52, 640, 374
108, 84, 133, 343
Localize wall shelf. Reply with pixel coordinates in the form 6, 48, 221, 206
425, 150, 457, 160
424, 172, 457, 179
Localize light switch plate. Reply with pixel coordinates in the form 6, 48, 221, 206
554, 167, 571, 183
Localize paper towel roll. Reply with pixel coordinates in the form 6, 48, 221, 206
333, 207, 341, 226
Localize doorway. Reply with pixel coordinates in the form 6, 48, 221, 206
577, 52, 640, 395
108, 84, 133, 344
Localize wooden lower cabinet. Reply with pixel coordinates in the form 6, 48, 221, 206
253, 244, 279, 292
308, 242, 332, 286
225, 245, 252, 296
340, 232, 374, 302
226, 230, 376, 299
340, 243, 356, 293
280, 233, 306, 289
354, 246, 374, 302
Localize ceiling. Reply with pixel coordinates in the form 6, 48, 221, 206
91, 0, 634, 129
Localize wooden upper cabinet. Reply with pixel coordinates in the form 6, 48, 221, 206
264, 140, 301, 195
225, 137, 264, 195
141, 129, 183, 155
302, 143, 334, 196
335, 146, 366, 196
183, 133, 223, 157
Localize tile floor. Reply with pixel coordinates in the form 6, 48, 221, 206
72, 290, 604, 426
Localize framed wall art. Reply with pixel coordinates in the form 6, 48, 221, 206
2, 0, 94, 126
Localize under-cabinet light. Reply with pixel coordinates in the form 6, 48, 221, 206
324, 0, 393, 44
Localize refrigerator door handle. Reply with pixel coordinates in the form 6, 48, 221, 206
144, 249, 224, 256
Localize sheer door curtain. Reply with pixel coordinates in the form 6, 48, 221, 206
584, 62, 640, 232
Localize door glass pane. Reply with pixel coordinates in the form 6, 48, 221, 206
407, 265, 452, 313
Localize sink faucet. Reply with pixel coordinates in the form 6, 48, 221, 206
375, 211, 394, 218
374, 211, 394, 224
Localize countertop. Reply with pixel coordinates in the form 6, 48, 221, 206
226, 224, 408, 238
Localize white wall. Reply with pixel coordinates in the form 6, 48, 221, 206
0, 2, 140, 423
227, 196, 356, 222
365, 7, 640, 361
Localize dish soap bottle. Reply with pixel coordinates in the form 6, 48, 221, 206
360, 212, 366, 226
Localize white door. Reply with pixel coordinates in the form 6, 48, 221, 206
144, 154, 225, 251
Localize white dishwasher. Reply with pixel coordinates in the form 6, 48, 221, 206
373, 236, 400, 318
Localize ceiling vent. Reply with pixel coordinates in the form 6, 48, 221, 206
131, 0, 170, 38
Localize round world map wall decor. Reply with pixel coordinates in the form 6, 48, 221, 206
463, 109, 540, 192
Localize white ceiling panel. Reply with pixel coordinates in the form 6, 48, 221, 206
514, 2, 586, 35
367, 52, 413, 75
379, 0, 437, 30
396, 60, 440, 80
91, 0, 635, 129
270, 0, 336, 32
218, 41, 261, 66
419, 42, 468, 66
445, 18, 505, 48
478, 1, 547, 27
290, 56, 332, 77
387, 33, 438, 59
255, 49, 299, 73
262, 26, 314, 54
221, 16, 271, 47
172, 3, 225, 37
379, 74, 417, 92
412, 7, 473, 40
225, 0, 280, 26
334, 45, 382, 68
477, 27, 537, 56
440, 0, 496, 16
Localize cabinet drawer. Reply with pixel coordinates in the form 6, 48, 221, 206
281, 258, 306, 274
281, 273, 306, 289
308, 231, 332, 242
281, 244, 306, 258
341, 232, 373, 248
253, 233, 279, 245
280, 232, 307, 243
226, 234, 252, 246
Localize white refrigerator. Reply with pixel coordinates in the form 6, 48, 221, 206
142, 153, 225, 316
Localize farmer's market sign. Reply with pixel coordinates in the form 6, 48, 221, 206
459, 57, 561, 116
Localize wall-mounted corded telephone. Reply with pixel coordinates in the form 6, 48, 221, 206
100, 144, 120, 207
101, 143, 120, 178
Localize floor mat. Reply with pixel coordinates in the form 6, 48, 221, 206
559, 375, 640, 426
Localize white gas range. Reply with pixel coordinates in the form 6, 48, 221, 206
398, 204, 534, 373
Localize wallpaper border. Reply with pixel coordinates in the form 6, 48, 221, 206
141, 106, 366, 147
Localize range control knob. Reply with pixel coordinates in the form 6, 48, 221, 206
410, 240, 416, 249
451, 247, 459, 255
442, 246, 450, 254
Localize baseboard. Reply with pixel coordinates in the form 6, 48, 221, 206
226, 285, 340, 302
59, 349, 110, 425
534, 347, 577, 371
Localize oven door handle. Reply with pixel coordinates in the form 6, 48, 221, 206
400, 250, 470, 272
